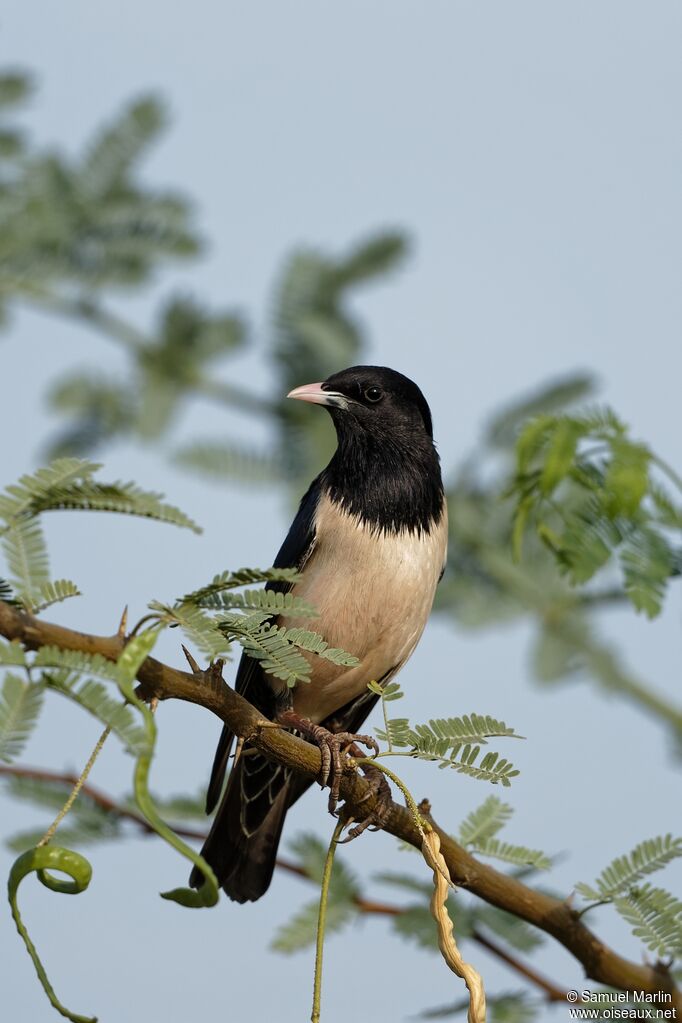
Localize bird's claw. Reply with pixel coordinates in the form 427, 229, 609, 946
304, 726, 377, 814
339, 762, 393, 842
275, 709, 379, 817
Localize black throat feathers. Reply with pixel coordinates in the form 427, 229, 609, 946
321, 426, 444, 535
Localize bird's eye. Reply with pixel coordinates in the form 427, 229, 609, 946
364, 386, 383, 403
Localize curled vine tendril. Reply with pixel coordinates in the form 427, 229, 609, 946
8, 846, 97, 1023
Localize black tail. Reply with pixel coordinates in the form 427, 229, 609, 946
191, 749, 302, 903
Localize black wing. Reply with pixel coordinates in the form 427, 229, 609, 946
204, 476, 321, 813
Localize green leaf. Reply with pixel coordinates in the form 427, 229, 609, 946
0, 639, 27, 667
576, 835, 682, 902
539, 419, 582, 495
148, 601, 229, 659
604, 440, 650, 516
0, 72, 34, 108
472, 838, 551, 871
180, 567, 302, 605
613, 884, 682, 958
212, 589, 318, 618
0, 673, 44, 763
378, 714, 522, 751
1, 519, 50, 604
330, 231, 407, 288
620, 528, 674, 618
280, 627, 359, 666
80, 96, 166, 198
487, 372, 595, 449
391, 904, 443, 951
33, 646, 120, 681
173, 441, 281, 484
458, 796, 514, 846
0, 459, 101, 522
32, 579, 81, 614
0, 459, 201, 533
43, 669, 148, 755
515, 416, 554, 474
373, 871, 432, 897
474, 905, 544, 952
233, 622, 313, 686
271, 896, 356, 954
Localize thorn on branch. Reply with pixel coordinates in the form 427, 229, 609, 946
117, 606, 128, 639
181, 644, 202, 675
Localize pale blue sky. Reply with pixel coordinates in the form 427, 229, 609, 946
2, 3, 681, 1021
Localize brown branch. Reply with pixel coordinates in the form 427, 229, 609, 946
0, 598, 679, 1011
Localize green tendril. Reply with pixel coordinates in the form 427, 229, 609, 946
115, 629, 219, 907
311, 817, 345, 1023
8, 846, 97, 1023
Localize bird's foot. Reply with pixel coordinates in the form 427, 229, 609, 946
276, 709, 379, 814
340, 759, 393, 842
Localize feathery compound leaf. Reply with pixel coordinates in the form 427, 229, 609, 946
286, 832, 360, 893
1, 519, 50, 603
31, 579, 81, 614
473, 905, 544, 953
173, 441, 281, 484
486, 372, 595, 449
408, 739, 520, 786
5, 785, 123, 851
391, 904, 449, 951
148, 601, 229, 659
0, 639, 27, 667
620, 527, 674, 618
458, 796, 514, 846
576, 835, 682, 902
209, 589, 318, 618
180, 567, 302, 605
539, 419, 582, 495
415, 714, 522, 746
472, 838, 551, 871
272, 832, 360, 952
32, 646, 121, 681
234, 622, 312, 686
27, 480, 201, 533
0, 674, 44, 763
613, 884, 682, 959
0, 459, 100, 522
280, 627, 359, 666
0, 459, 200, 535
80, 96, 166, 198
271, 896, 357, 954
373, 871, 433, 897
381, 713, 522, 751
42, 669, 148, 755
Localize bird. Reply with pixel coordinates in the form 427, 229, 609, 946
191, 365, 448, 903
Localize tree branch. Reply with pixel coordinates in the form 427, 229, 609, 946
0, 598, 679, 1010
0, 764, 573, 1005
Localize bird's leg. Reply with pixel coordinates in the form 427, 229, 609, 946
275, 704, 379, 814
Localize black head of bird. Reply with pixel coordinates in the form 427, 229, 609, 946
288, 364, 434, 441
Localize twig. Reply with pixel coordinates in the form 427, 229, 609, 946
0, 598, 679, 1011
